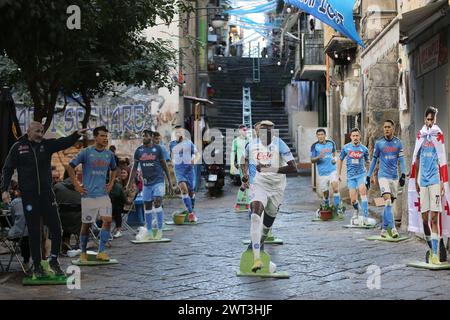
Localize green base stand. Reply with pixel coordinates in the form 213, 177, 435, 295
165, 220, 202, 225
236, 249, 289, 278
366, 235, 409, 242
242, 238, 284, 245
163, 227, 173, 231
343, 224, 377, 229
407, 261, 450, 270
242, 231, 283, 245
131, 238, 171, 244
22, 275, 68, 286
72, 252, 119, 266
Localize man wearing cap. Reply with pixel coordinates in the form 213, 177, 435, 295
241, 120, 297, 272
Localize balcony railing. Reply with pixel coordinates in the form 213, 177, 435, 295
301, 30, 325, 66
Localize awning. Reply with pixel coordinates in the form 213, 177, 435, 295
183, 96, 214, 105
400, 0, 448, 38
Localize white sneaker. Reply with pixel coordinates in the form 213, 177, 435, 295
136, 227, 153, 241
351, 210, 359, 225
142, 231, 155, 241
113, 230, 122, 238
391, 228, 399, 238
359, 216, 369, 226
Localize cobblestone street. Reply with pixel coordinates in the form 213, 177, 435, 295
2, 175, 450, 300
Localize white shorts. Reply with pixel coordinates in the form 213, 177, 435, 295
420, 184, 442, 213
81, 195, 112, 223
318, 171, 338, 193
249, 179, 285, 217
378, 178, 398, 198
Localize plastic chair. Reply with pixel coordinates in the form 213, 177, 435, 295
0, 209, 26, 273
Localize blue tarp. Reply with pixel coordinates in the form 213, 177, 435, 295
284, 0, 365, 47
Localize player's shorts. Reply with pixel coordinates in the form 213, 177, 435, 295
249, 178, 286, 217
378, 178, 398, 198
174, 165, 195, 191
318, 171, 339, 193
143, 182, 165, 202
347, 175, 366, 190
420, 184, 442, 213
81, 195, 112, 224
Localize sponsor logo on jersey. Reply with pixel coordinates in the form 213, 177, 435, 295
256, 152, 273, 161
140, 153, 157, 161
91, 159, 109, 168
349, 151, 363, 158
383, 146, 399, 153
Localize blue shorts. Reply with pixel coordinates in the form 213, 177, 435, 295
174, 165, 195, 191
142, 182, 165, 202
347, 175, 366, 190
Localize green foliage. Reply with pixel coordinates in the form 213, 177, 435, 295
0, 0, 190, 130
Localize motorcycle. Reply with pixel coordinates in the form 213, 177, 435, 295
204, 145, 225, 193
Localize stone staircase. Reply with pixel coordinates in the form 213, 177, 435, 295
208, 98, 297, 159
207, 57, 297, 167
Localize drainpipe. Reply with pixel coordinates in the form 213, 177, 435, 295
195, 0, 200, 98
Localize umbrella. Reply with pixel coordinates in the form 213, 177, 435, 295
0, 86, 22, 171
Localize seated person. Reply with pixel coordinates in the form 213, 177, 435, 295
8, 189, 31, 271
53, 170, 82, 254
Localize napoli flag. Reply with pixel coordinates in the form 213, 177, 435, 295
284, 0, 365, 48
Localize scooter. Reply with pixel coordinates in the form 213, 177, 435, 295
205, 148, 225, 193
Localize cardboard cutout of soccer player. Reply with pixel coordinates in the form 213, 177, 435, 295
67, 126, 117, 263
130, 130, 173, 241
310, 128, 342, 217
169, 126, 200, 223
367, 120, 406, 238
338, 128, 371, 226
240, 120, 297, 273
232, 124, 250, 212
408, 107, 450, 265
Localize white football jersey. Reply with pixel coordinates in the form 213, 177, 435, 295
245, 137, 294, 187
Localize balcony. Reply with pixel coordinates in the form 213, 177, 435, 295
297, 30, 326, 81
324, 28, 358, 65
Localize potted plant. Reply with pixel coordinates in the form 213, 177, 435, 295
319, 203, 333, 221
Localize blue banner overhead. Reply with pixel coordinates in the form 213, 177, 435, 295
283, 0, 365, 48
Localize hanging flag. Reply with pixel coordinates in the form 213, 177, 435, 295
284, 0, 365, 48
225, 1, 277, 16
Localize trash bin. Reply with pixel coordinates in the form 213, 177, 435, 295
127, 193, 145, 226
